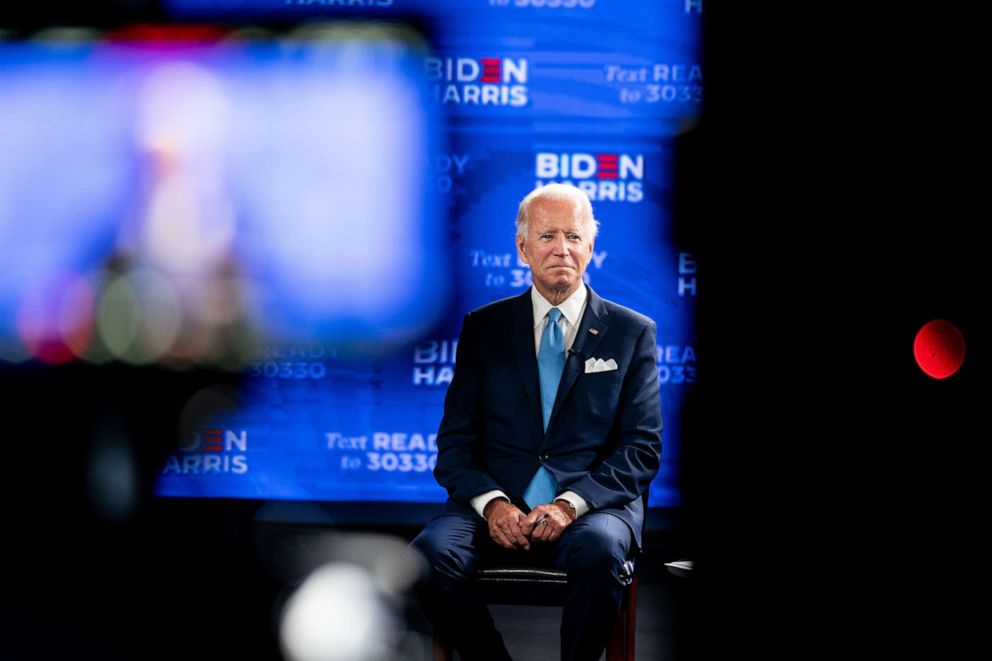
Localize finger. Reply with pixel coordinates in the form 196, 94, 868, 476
522, 506, 548, 527
546, 515, 572, 542
489, 529, 503, 547
531, 520, 548, 542
538, 517, 557, 542
492, 529, 514, 549
506, 516, 530, 548
491, 521, 512, 547
498, 520, 525, 549
540, 513, 567, 541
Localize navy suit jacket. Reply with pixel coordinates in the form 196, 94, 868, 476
434, 286, 662, 546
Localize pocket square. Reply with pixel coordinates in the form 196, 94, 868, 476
584, 357, 618, 373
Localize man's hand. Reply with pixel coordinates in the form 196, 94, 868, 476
484, 498, 531, 550
521, 500, 576, 543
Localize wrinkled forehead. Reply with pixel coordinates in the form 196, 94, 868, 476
527, 197, 590, 233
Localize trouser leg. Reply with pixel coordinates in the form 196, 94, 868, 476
553, 512, 633, 661
410, 512, 512, 661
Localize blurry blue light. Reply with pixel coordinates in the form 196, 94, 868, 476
1, 27, 446, 361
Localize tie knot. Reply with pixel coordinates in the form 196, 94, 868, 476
548, 308, 562, 323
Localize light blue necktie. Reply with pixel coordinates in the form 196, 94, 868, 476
523, 307, 564, 509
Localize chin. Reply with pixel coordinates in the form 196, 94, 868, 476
548, 278, 577, 290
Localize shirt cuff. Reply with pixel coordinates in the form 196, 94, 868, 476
471, 490, 510, 519
554, 491, 589, 519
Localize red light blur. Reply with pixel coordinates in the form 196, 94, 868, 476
913, 319, 965, 379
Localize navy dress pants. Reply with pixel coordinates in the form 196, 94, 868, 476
410, 508, 633, 661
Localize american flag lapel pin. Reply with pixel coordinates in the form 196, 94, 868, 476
589, 328, 599, 335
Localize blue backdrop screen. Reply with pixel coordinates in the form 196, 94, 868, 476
1, 1, 702, 509
158, 1, 701, 508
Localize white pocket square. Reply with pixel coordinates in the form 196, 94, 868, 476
584, 357, 618, 373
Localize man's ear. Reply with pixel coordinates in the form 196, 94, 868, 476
516, 239, 530, 265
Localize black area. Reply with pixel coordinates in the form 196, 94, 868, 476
0, 1, 160, 31
683, 4, 982, 659
0, 365, 287, 661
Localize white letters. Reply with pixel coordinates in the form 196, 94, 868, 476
503, 58, 527, 84
536, 153, 559, 178
456, 58, 480, 82
225, 430, 247, 452
619, 155, 644, 180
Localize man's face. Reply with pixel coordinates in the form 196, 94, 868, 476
516, 196, 595, 303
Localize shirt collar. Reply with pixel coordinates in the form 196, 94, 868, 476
531, 284, 587, 328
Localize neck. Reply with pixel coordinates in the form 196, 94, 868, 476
536, 282, 580, 307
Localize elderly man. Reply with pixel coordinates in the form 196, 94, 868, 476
411, 183, 662, 661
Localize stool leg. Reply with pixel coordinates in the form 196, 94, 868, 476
625, 578, 639, 661
432, 632, 452, 661
605, 577, 638, 661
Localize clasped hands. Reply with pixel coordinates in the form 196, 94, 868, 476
483, 498, 576, 550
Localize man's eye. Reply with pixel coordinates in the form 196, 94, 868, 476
567, 234, 581, 241
540, 234, 554, 240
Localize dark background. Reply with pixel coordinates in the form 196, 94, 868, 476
684, 4, 983, 658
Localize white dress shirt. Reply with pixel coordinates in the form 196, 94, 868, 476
530, 283, 587, 356
470, 286, 591, 520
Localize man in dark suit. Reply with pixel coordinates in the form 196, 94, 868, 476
411, 183, 662, 661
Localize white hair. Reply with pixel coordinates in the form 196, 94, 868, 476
515, 183, 599, 242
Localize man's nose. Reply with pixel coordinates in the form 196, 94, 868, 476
552, 233, 569, 254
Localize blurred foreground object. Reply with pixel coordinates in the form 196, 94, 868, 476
1, 18, 443, 659
1, 21, 445, 370
269, 531, 425, 661
280, 563, 397, 661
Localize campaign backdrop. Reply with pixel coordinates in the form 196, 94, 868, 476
150, 0, 704, 507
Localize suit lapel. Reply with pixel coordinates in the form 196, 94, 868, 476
546, 286, 609, 438
512, 290, 543, 434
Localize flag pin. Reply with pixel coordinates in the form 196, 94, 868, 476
589, 328, 599, 335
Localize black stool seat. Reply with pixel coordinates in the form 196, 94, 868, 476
473, 559, 635, 605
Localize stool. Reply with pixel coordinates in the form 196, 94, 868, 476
431, 557, 639, 661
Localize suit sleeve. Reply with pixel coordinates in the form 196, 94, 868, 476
432, 312, 505, 505
567, 320, 663, 511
